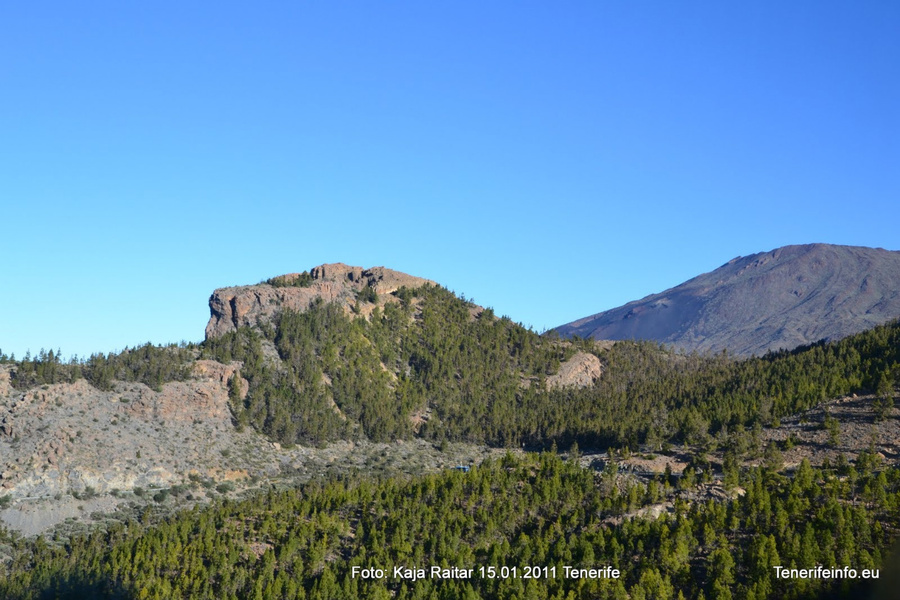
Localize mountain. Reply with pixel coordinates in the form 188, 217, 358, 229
554, 243, 900, 356
1, 263, 604, 534
5, 261, 900, 600
200, 265, 599, 446
205, 263, 435, 339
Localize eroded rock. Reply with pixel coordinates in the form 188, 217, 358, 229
205, 263, 435, 339
546, 352, 602, 390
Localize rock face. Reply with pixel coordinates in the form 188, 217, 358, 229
0, 361, 248, 501
546, 352, 602, 389
206, 263, 435, 339
0, 368, 10, 398
555, 244, 900, 357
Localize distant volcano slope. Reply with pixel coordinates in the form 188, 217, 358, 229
554, 244, 900, 356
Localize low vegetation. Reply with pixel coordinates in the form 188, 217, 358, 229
265, 271, 314, 288
7, 343, 194, 392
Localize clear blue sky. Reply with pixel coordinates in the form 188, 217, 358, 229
2, 2, 898, 359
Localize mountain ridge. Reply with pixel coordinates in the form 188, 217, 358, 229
554, 243, 900, 356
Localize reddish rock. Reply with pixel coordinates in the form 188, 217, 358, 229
205, 263, 434, 339
546, 352, 603, 390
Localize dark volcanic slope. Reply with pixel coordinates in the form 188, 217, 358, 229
555, 244, 900, 356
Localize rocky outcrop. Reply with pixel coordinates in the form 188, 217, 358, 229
555, 244, 900, 357
546, 352, 602, 389
0, 366, 11, 398
205, 263, 435, 339
0, 361, 249, 501
193, 360, 248, 399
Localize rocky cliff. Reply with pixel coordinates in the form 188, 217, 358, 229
555, 244, 900, 356
205, 263, 435, 339
0, 361, 248, 504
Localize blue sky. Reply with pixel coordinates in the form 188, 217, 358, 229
2, 2, 898, 359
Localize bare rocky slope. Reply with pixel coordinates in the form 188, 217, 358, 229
0, 360, 243, 500
555, 244, 900, 356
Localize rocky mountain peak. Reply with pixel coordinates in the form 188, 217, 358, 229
555, 244, 900, 356
205, 263, 434, 339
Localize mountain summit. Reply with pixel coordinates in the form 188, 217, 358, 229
554, 244, 900, 356
206, 263, 434, 339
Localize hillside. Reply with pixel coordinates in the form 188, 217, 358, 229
555, 244, 900, 356
5, 452, 900, 600
200, 274, 591, 446
0, 265, 600, 533
2, 264, 900, 600
202, 262, 900, 452
5, 263, 899, 474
